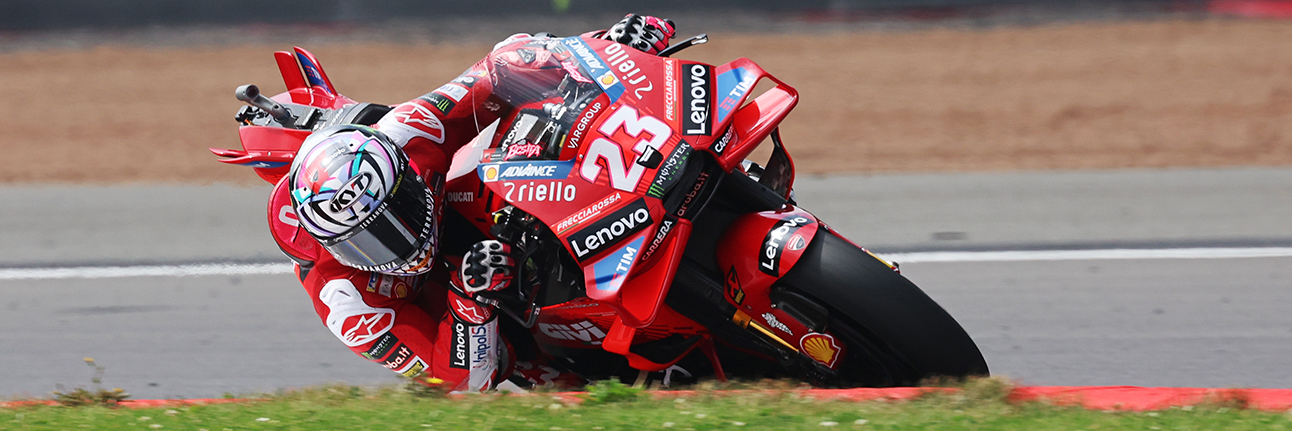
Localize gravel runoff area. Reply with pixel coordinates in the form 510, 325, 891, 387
3, 14, 1292, 184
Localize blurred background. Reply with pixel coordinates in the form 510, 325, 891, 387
4, 0, 1292, 398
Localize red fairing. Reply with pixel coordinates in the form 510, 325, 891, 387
715, 206, 847, 369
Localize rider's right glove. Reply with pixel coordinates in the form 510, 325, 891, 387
601, 13, 676, 55
460, 240, 516, 296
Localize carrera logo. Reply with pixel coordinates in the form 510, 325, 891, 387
450, 321, 468, 369
555, 192, 622, 234
639, 218, 674, 262
539, 321, 607, 342
384, 101, 446, 144
713, 126, 735, 156
759, 216, 814, 276
567, 199, 652, 261
800, 332, 842, 368
682, 64, 712, 136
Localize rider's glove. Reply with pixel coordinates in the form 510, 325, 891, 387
460, 240, 516, 294
602, 14, 676, 55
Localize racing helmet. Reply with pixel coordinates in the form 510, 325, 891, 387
287, 125, 439, 275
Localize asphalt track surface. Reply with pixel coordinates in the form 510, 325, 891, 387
3, 167, 1292, 399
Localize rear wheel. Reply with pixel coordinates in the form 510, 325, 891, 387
778, 230, 989, 386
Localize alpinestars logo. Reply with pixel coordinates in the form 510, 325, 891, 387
759, 216, 814, 276
567, 198, 652, 261
384, 101, 446, 144
682, 63, 712, 136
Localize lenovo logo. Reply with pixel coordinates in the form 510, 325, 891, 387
682, 64, 712, 136
567, 199, 652, 261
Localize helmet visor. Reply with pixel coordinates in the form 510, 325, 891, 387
319, 171, 436, 273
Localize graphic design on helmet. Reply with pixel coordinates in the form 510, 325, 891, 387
288, 125, 441, 275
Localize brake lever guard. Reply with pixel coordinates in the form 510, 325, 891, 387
659, 33, 708, 58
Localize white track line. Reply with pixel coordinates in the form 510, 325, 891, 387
0, 263, 292, 280
880, 247, 1292, 263
2, 247, 1291, 281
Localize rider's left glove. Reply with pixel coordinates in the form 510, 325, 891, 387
602, 14, 676, 55
460, 240, 516, 295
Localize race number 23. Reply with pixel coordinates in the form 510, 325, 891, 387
580, 106, 671, 192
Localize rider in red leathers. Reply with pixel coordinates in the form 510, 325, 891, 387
270, 15, 677, 392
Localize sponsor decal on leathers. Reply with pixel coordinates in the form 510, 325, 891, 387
467, 320, 499, 392
361, 333, 399, 360
449, 320, 469, 369
381, 344, 414, 370
379, 101, 446, 144
682, 63, 713, 136
319, 279, 396, 347
398, 358, 427, 378
758, 215, 815, 276
567, 198, 652, 261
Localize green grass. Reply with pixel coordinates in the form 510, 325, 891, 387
4, 379, 1292, 430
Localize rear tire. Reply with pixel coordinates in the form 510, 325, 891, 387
779, 230, 989, 386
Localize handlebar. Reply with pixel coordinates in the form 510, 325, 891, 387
235, 84, 297, 125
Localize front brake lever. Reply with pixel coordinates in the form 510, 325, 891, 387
658, 33, 708, 58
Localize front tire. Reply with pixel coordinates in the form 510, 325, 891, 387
779, 229, 989, 386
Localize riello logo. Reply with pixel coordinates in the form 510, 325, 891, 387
567, 199, 652, 261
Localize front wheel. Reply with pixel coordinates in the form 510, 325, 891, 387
778, 230, 989, 386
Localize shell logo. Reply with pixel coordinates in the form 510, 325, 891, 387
598, 71, 618, 87
483, 165, 499, 181
799, 333, 842, 368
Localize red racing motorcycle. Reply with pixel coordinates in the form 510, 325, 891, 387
212, 33, 987, 387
